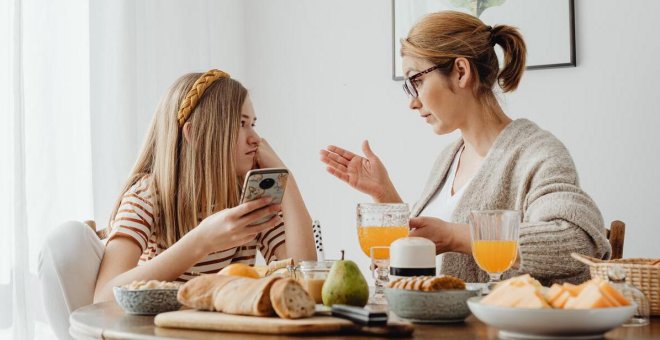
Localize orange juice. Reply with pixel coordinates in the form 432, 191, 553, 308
357, 226, 409, 259
472, 240, 518, 273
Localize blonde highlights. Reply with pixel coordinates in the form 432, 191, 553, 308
108, 71, 247, 247
401, 11, 526, 111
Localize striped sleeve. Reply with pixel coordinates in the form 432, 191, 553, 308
257, 223, 286, 264
108, 179, 155, 252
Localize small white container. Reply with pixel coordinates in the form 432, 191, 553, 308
389, 237, 436, 278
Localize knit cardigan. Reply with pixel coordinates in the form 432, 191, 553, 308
412, 119, 611, 285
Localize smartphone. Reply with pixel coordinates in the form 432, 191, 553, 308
239, 168, 289, 225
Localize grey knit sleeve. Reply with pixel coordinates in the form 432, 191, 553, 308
518, 157, 611, 283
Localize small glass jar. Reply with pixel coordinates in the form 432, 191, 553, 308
608, 266, 650, 327
295, 260, 335, 304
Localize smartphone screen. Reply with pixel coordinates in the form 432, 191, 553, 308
240, 168, 288, 225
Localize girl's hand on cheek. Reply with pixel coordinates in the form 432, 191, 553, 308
255, 138, 286, 169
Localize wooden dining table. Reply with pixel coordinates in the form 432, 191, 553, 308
70, 301, 660, 339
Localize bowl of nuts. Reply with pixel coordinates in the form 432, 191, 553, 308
113, 280, 182, 315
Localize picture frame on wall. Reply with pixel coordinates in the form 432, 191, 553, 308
392, 0, 576, 80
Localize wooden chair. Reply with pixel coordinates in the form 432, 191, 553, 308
606, 220, 625, 260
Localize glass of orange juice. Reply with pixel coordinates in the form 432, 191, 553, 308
469, 210, 520, 293
357, 203, 409, 304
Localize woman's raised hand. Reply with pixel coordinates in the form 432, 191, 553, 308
192, 197, 283, 254
320, 140, 401, 203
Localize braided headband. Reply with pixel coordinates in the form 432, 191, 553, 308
177, 69, 230, 128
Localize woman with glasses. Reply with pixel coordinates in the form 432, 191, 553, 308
320, 11, 610, 286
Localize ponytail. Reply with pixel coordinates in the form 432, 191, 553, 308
491, 25, 527, 92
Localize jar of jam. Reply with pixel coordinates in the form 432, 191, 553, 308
295, 260, 335, 304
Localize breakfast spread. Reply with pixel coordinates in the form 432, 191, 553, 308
481, 274, 631, 309
387, 275, 466, 291
177, 274, 315, 319
124, 280, 180, 290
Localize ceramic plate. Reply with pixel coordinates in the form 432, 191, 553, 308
467, 297, 636, 339
399, 317, 466, 324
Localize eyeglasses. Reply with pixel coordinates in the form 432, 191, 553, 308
402, 63, 447, 98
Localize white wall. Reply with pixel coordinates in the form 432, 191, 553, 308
242, 0, 660, 275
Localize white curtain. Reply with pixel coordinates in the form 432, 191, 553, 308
1, 0, 93, 339
1, 1, 245, 338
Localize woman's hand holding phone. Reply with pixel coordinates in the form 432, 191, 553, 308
192, 197, 282, 255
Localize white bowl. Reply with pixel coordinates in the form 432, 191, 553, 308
467, 297, 636, 339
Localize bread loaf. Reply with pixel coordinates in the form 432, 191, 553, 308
213, 275, 282, 316
269, 279, 315, 319
177, 275, 239, 310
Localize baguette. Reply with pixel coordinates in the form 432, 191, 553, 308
213, 275, 282, 316
269, 279, 315, 319
177, 275, 239, 311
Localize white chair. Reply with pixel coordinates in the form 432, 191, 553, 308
38, 221, 105, 340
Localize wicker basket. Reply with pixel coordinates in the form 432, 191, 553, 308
572, 253, 660, 315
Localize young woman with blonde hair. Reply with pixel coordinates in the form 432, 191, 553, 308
39, 70, 316, 337
321, 11, 610, 285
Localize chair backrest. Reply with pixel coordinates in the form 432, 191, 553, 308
607, 220, 626, 260
83, 220, 106, 239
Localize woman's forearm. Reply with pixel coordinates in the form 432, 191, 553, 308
280, 175, 316, 262
94, 231, 209, 303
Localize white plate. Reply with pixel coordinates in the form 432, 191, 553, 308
467, 297, 636, 339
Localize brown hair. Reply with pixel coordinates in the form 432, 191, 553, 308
107, 73, 247, 247
401, 11, 526, 111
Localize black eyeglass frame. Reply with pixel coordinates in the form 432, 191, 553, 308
402, 63, 450, 98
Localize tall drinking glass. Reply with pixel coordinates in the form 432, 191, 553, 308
469, 210, 520, 293
370, 246, 390, 305
357, 203, 409, 304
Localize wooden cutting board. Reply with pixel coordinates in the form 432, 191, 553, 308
154, 309, 414, 336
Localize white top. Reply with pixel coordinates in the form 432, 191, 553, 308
420, 145, 472, 274
421, 145, 472, 222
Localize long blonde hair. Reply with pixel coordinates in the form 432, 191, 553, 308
401, 11, 526, 113
108, 73, 247, 247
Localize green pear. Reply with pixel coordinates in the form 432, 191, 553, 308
322, 251, 369, 307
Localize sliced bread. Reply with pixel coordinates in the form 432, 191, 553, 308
269, 279, 315, 319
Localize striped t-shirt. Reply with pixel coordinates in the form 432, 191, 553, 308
108, 176, 286, 282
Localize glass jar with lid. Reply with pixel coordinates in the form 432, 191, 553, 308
294, 260, 335, 304
608, 266, 650, 327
